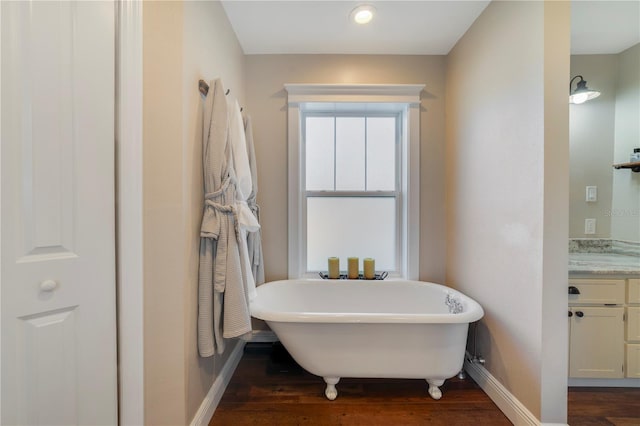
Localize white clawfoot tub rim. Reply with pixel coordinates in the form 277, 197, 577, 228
251, 279, 484, 324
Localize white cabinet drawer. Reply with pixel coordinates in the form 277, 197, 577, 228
568, 279, 625, 305
627, 307, 640, 342
628, 279, 640, 305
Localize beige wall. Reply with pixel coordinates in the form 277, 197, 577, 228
611, 43, 640, 241
143, 1, 246, 424
245, 54, 447, 284
445, 1, 569, 422
569, 55, 617, 238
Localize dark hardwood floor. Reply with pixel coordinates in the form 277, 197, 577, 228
210, 343, 640, 426
211, 343, 509, 425
567, 387, 640, 426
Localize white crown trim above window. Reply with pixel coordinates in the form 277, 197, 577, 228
284, 84, 424, 105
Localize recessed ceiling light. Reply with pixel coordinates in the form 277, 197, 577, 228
351, 4, 375, 25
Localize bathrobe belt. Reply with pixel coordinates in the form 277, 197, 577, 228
247, 194, 260, 220
201, 176, 238, 239
247, 197, 262, 268
200, 175, 259, 293
201, 175, 259, 236
200, 176, 239, 295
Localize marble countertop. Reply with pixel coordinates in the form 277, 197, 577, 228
569, 252, 640, 276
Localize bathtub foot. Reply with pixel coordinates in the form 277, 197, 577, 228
426, 379, 445, 400
323, 377, 340, 401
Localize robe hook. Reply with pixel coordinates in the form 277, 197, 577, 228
198, 79, 209, 97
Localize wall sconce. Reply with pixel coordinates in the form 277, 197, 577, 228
569, 75, 601, 104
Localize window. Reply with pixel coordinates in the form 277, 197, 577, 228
285, 84, 423, 279
304, 113, 400, 272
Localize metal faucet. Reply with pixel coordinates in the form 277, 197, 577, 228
445, 292, 464, 314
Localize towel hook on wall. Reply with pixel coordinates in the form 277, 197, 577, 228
198, 80, 242, 111
198, 79, 209, 97
198, 79, 231, 97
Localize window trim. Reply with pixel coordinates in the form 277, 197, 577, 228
285, 84, 423, 279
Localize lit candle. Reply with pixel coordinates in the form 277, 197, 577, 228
363, 258, 375, 280
328, 257, 340, 279
347, 257, 359, 279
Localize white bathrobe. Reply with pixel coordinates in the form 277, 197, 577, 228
198, 80, 252, 356
243, 113, 265, 286
228, 99, 260, 302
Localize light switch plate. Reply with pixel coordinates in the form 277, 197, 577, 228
586, 186, 597, 202
585, 218, 596, 234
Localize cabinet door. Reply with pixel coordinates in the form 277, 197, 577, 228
628, 279, 640, 305
626, 344, 640, 378
569, 307, 624, 378
627, 307, 640, 343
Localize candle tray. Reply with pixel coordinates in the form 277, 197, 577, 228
318, 271, 388, 280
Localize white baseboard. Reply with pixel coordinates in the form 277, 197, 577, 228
190, 339, 246, 426
463, 358, 564, 426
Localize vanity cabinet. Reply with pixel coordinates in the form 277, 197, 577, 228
568, 279, 633, 379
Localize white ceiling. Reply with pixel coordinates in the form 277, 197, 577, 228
222, 1, 491, 55
221, 0, 640, 55
571, 0, 640, 54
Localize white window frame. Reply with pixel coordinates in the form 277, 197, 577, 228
285, 84, 423, 279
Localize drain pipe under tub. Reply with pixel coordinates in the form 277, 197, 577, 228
459, 321, 485, 379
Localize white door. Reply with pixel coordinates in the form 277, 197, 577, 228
1, 1, 117, 425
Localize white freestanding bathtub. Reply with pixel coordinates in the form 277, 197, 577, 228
250, 279, 484, 401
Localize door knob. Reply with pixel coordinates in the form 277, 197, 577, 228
576, 311, 584, 318
40, 280, 58, 292
568, 311, 573, 317
568, 286, 580, 295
